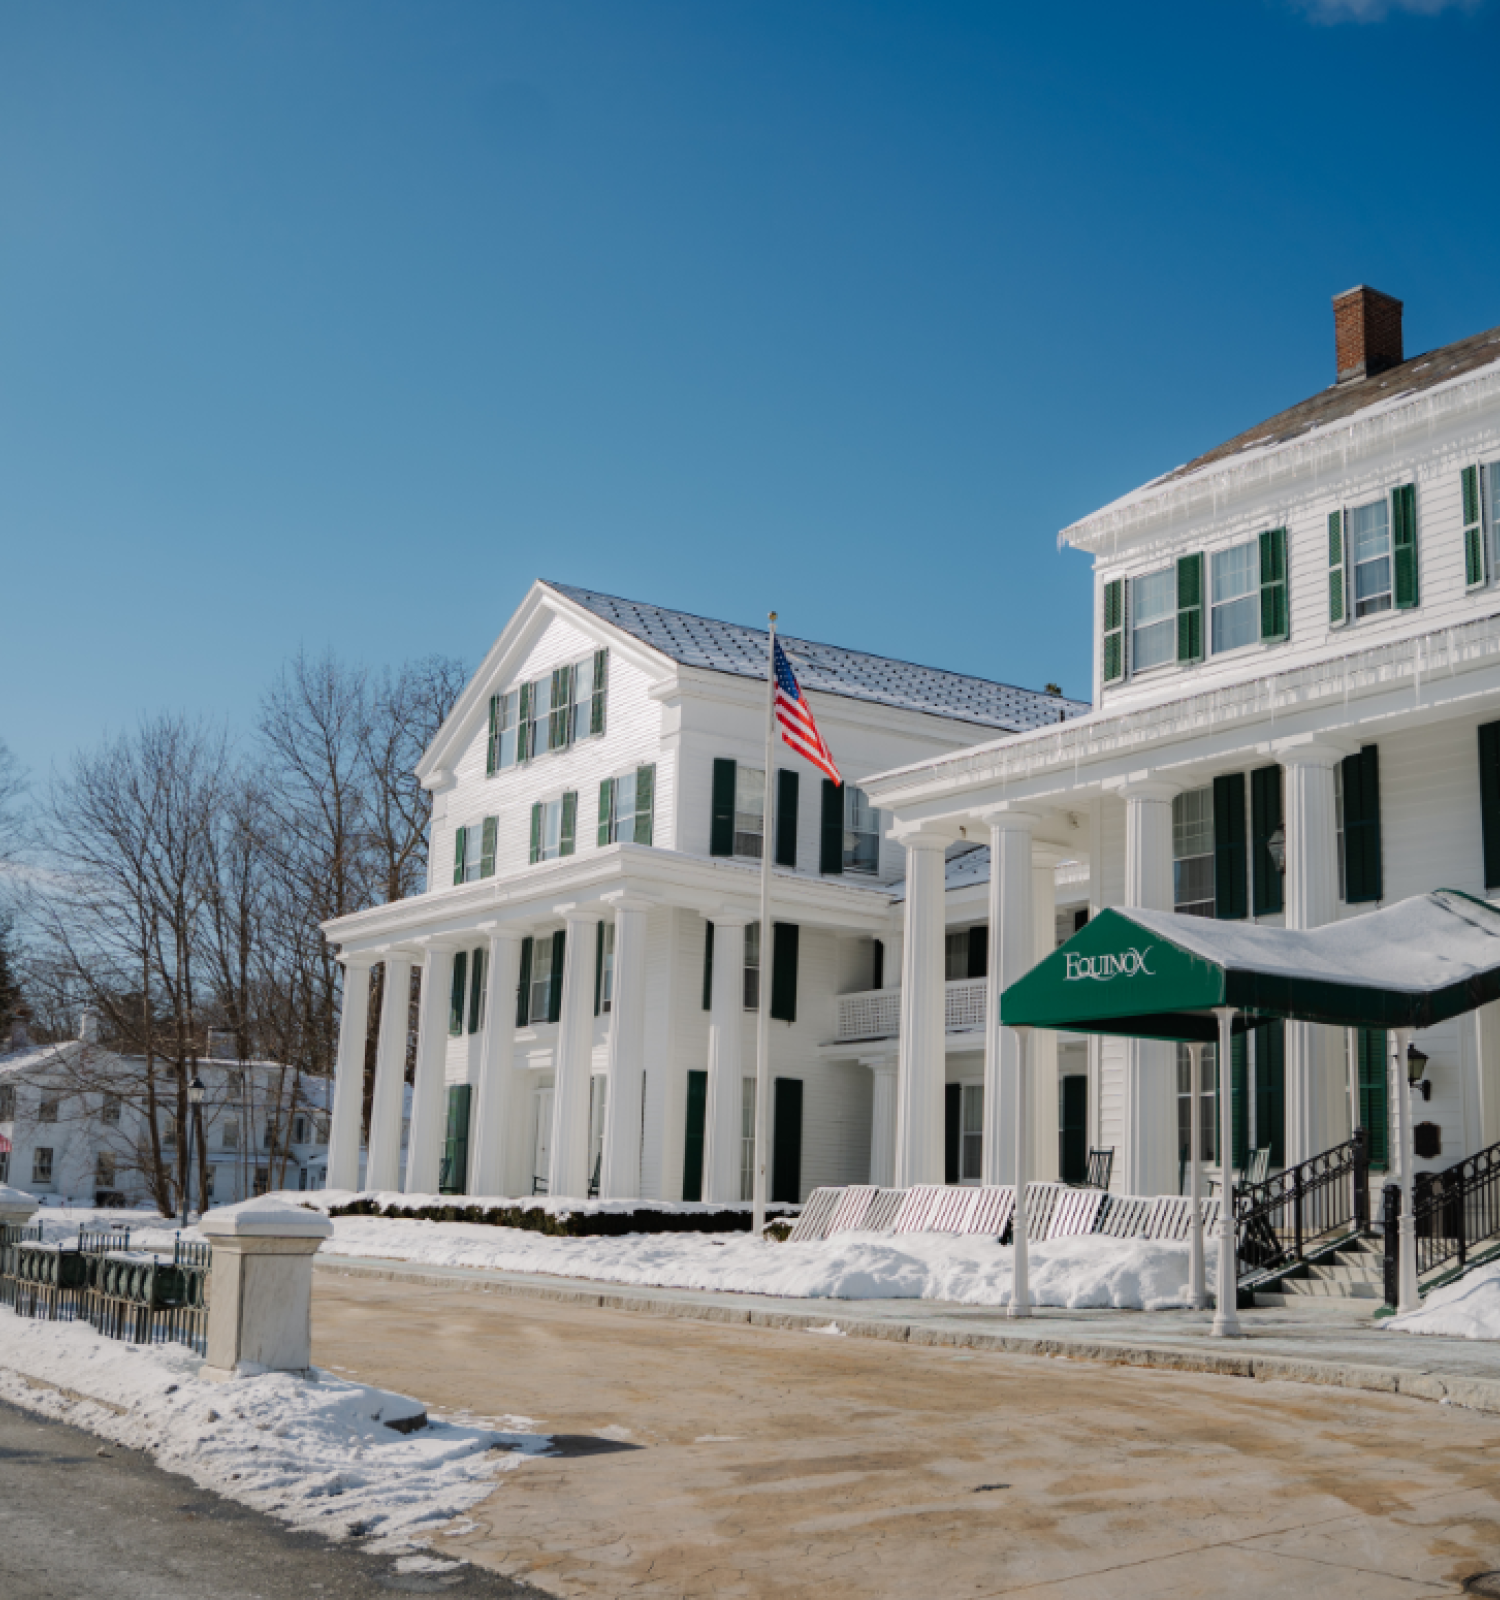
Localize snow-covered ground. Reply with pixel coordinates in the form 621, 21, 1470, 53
1387, 1260, 1500, 1340
0, 1308, 549, 1553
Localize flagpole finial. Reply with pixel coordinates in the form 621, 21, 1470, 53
768, 611, 777, 624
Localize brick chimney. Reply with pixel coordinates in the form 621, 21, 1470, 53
1334, 286, 1404, 383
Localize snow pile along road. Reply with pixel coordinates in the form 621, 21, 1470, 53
318, 1212, 1208, 1311
0, 1311, 548, 1551
1387, 1261, 1500, 1340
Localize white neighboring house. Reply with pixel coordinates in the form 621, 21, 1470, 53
864, 285, 1500, 1200
320, 581, 1087, 1204
0, 1015, 338, 1206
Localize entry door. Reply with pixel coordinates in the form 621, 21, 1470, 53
1060, 1075, 1088, 1184
533, 1088, 554, 1194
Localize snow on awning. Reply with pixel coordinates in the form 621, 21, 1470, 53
1000, 889, 1500, 1043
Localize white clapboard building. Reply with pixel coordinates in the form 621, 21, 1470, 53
863, 286, 1500, 1201
320, 582, 1087, 1203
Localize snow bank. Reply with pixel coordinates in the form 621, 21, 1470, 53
1387, 1261, 1500, 1340
321, 1215, 1208, 1310
0, 1309, 547, 1551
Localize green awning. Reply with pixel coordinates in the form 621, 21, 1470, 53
1000, 889, 1500, 1043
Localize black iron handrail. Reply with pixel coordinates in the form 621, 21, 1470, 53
1234, 1129, 1369, 1283
1383, 1137, 1500, 1306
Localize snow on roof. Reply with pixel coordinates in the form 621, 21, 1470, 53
548, 582, 1089, 733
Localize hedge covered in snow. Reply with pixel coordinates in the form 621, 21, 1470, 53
315, 1191, 800, 1237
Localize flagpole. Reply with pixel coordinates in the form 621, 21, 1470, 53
752, 612, 777, 1236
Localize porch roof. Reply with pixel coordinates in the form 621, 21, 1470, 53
1000, 889, 1500, 1043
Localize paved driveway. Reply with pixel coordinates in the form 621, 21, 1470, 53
315, 1273, 1500, 1599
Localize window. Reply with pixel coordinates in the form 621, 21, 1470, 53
101, 1093, 121, 1125
529, 937, 556, 1025
1211, 542, 1259, 654
1172, 788, 1215, 918
204, 1166, 216, 1199
1349, 496, 1392, 618
740, 1077, 756, 1201
253, 1167, 269, 1197
945, 931, 969, 981
734, 767, 765, 860
488, 687, 520, 773
32, 1148, 53, 1185
842, 786, 881, 875
603, 766, 655, 847
959, 1084, 983, 1183
526, 673, 553, 761
95, 1151, 115, 1188
1131, 568, 1177, 672
455, 817, 497, 883
531, 794, 577, 863
744, 922, 761, 1010
221, 1117, 239, 1151
600, 922, 616, 1013
570, 655, 595, 745
1176, 1044, 1217, 1167
0, 1085, 13, 1120
227, 1070, 243, 1097
292, 1115, 310, 1145
37, 1096, 59, 1123
517, 651, 607, 762
164, 1117, 178, 1147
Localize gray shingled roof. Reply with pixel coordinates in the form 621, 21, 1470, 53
547, 582, 1089, 732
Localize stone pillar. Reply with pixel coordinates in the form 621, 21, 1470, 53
704, 910, 751, 1203
324, 955, 374, 1192
200, 1199, 334, 1381
895, 830, 950, 1187
1031, 849, 1061, 1183
366, 954, 414, 1193
405, 944, 456, 1195
601, 900, 651, 1200
867, 1058, 898, 1187
1114, 779, 1179, 1196
549, 907, 602, 1199
1279, 741, 1346, 1166
978, 808, 1037, 1186
469, 929, 524, 1198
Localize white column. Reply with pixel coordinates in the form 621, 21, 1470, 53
325, 955, 373, 1192
979, 809, 1036, 1186
549, 907, 602, 1200
1010, 1027, 1031, 1319
704, 910, 751, 1203
1187, 1041, 1207, 1310
1212, 1006, 1242, 1337
867, 1057, 898, 1187
469, 929, 523, 1198
1115, 779, 1179, 1196
600, 899, 651, 1200
894, 830, 950, 1187
405, 944, 456, 1195
1280, 741, 1345, 1165
1031, 849, 1061, 1183
366, 954, 413, 1193
1393, 1027, 1421, 1314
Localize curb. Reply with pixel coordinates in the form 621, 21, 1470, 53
314, 1256, 1500, 1415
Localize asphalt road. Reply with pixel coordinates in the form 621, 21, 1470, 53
0, 1397, 547, 1600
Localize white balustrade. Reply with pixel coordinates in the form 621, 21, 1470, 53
836, 977, 987, 1043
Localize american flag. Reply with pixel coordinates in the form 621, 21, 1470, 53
774, 640, 841, 786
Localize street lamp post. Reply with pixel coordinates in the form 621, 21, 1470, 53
180, 1075, 206, 1229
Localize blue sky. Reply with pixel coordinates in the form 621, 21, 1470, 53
2, 0, 1496, 778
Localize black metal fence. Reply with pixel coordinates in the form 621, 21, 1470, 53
1235, 1129, 1370, 1284
1382, 1138, 1500, 1306
0, 1225, 211, 1355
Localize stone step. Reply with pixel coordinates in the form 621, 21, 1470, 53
1306, 1261, 1383, 1285
1252, 1290, 1379, 1312
1277, 1275, 1382, 1299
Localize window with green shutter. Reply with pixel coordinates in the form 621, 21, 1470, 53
515, 937, 533, 1026
1102, 578, 1125, 683
710, 759, 737, 857
449, 950, 468, 1037
590, 649, 608, 736
547, 929, 566, 1023
467, 945, 486, 1033
634, 764, 655, 844
594, 920, 604, 1017
1259, 527, 1288, 641
1357, 1029, 1389, 1171
548, 666, 572, 751
597, 778, 613, 848
486, 694, 500, 776
1250, 764, 1284, 917
770, 922, 799, 1022
529, 803, 542, 865
1479, 722, 1500, 889
517, 681, 532, 762
701, 920, 714, 1011
1464, 465, 1487, 590
480, 816, 497, 878
559, 791, 577, 857
1341, 745, 1383, 904
819, 779, 843, 875
1328, 511, 1346, 626
682, 1069, 707, 1202
1212, 773, 1247, 921
775, 770, 799, 868
1393, 483, 1418, 609
453, 826, 467, 886
1176, 553, 1204, 663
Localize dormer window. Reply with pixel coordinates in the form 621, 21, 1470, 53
1131, 569, 1176, 672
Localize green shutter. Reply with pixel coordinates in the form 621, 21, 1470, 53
771, 1077, 803, 1203
1102, 578, 1125, 683
529, 803, 542, 865
682, 1069, 707, 1202
819, 779, 843, 875
1480, 722, 1500, 890
770, 922, 798, 1022
944, 1082, 961, 1184
1231, 1030, 1249, 1172
480, 816, 497, 878
559, 791, 577, 857
775, 769, 799, 868
1357, 1029, 1390, 1171
547, 930, 565, 1023
1464, 466, 1487, 590
1392, 483, 1418, 609
468, 945, 486, 1033
710, 759, 736, 857
1259, 527, 1288, 641
1254, 1020, 1285, 1171
597, 778, 613, 847
1342, 745, 1383, 904
440, 1084, 472, 1195
594, 920, 604, 1017
1212, 773, 1247, 921
1176, 552, 1204, 663
1250, 764, 1284, 917
590, 648, 608, 736
516, 937, 533, 1026
1328, 511, 1346, 626
701, 921, 714, 1011
517, 681, 532, 762
449, 950, 467, 1037
486, 694, 500, 775
453, 826, 467, 886
634, 764, 655, 845
546, 665, 569, 750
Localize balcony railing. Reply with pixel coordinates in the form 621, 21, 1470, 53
835, 978, 986, 1043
